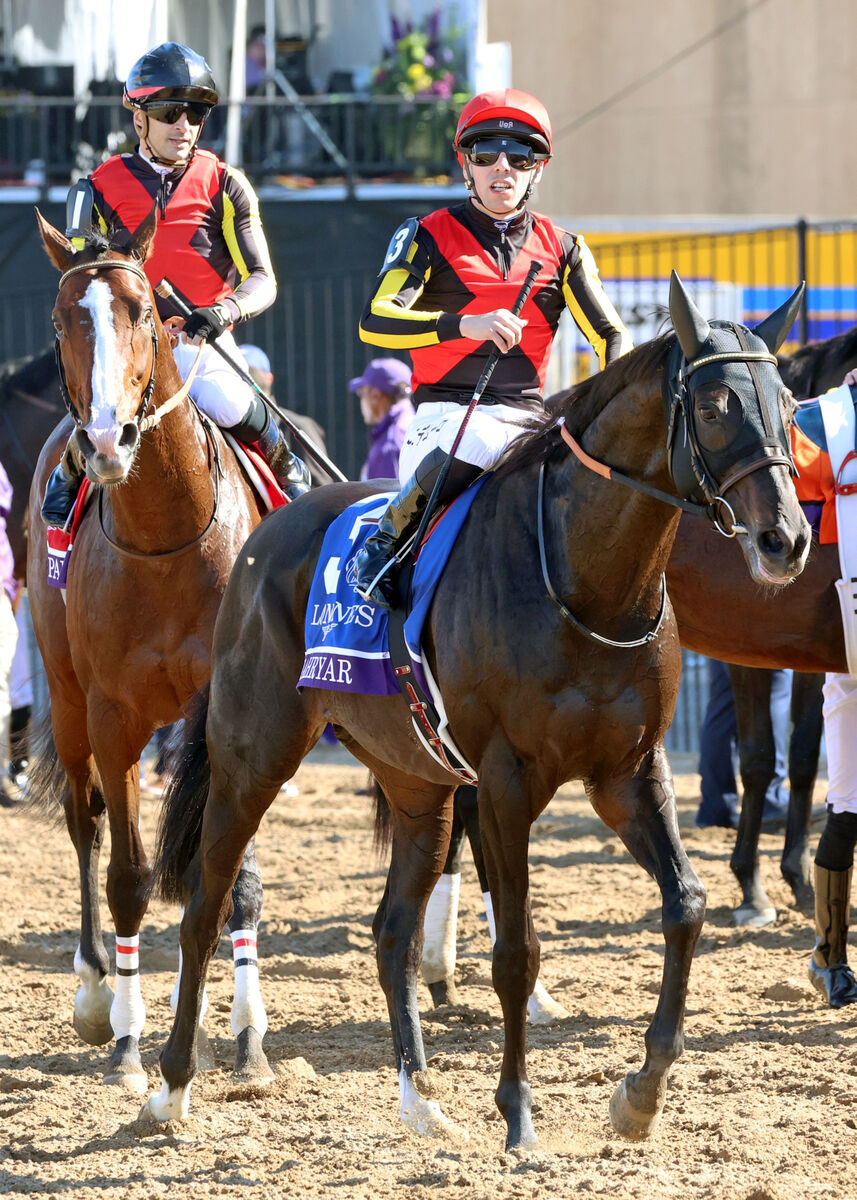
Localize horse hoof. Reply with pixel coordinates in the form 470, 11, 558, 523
103, 1067, 148, 1094
195, 1025, 216, 1073
427, 978, 459, 1007
732, 903, 776, 928
143, 1079, 192, 1122
400, 1094, 469, 1141
73, 980, 114, 1045
73, 1009, 115, 1047
527, 980, 570, 1025
233, 1027, 273, 1083
609, 1079, 663, 1141
505, 1118, 539, 1150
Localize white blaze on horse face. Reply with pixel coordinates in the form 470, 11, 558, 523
79, 278, 125, 454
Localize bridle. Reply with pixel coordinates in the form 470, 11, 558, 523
539, 325, 796, 649
53, 258, 201, 433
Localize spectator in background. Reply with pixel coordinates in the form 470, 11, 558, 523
696, 657, 791, 829
0, 461, 18, 807
350, 358, 415, 480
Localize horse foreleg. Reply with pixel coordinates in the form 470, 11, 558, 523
228, 837, 272, 1083
420, 790, 467, 1006
729, 666, 777, 926
477, 752, 541, 1150
591, 746, 706, 1142
100, 753, 153, 1093
781, 671, 824, 912
372, 773, 464, 1140
63, 762, 114, 1046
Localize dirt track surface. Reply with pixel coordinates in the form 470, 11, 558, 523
0, 750, 854, 1200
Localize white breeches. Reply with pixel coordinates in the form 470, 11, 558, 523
823, 672, 857, 813
397, 401, 535, 483
171, 330, 255, 428
0, 594, 18, 766
9, 598, 31, 710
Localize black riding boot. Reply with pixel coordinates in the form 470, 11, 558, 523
808, 865, 857, 1007
41, 441, 84, 526
354, 447, 481, 610
257, 415, 311, 500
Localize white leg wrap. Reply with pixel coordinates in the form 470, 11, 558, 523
482, 891, 497, 942
110, 935, 146, 1041
145, 1074, 193, 1122
230, 928, 268, 1037
170, 941, 208, 1024
483, 893, 569, 1023
824, 673, 857, 814
421, 874, 460, 985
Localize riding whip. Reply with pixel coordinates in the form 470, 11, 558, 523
155, 279, 349, 483
409, 258, 544, 554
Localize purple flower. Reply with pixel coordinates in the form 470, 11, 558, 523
430, 78, 452, 97
423, 54, 435, 68
442, 47, 453, 64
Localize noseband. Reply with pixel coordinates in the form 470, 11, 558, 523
54, 259, 160, 430
540, 326, 796, 649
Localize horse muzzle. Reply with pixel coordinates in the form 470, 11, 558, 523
75, 422, 140, 485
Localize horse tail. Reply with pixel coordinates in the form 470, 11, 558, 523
24, 704, 68, 826
152, 683, 212, 904
372, 776, 393, 855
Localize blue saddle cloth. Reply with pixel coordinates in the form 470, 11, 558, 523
299, 480, 487, 695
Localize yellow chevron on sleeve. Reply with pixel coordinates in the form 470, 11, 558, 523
360, 263, 445, 348
222, 168, 277, 318
563, 241, 633, 369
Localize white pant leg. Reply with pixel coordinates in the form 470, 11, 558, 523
9, 598, 32, 710
0, 594, 18, 769
822, 672, 857, 814
397, 402, 534, 483
171, 331, 255, 428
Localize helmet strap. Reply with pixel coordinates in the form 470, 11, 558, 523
463, 159, 542, 216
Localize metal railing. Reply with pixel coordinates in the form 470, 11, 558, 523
0, 93, 462, 191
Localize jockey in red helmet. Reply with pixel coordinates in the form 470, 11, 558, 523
353, 88, 632, 610
41, 42, 310, 525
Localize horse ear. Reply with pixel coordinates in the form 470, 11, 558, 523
669, 270, 711, 359
35, 207, 74, 273
127, 203, 158, 264
753, 282, 806, 353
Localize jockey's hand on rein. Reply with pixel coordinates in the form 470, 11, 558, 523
183, 302, 232, 344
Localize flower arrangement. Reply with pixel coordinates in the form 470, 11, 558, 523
370, 9, 469, 101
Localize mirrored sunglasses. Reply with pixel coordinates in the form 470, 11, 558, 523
143, 101, 209, 126
464, 138, 541, 170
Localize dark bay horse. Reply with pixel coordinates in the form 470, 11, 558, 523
26, 212, 272, 1094
147, 276, 808, 1146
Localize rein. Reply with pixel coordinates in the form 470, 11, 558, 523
96, 413, 221, 560
537, 334, 793, 650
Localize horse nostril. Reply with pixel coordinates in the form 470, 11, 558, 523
760, 529, 786, 556
119, 423, 140, 452
75, 429, 95, 458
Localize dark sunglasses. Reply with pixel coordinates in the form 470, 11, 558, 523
464, 138, 541, 170
143, 101, 209, 126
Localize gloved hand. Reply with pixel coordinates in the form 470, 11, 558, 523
183, 301, 232, 344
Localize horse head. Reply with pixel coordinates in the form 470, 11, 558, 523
666, 271, 810, 584
36, 207, 172, 489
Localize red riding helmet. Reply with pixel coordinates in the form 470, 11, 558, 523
454, 89, 553, 158
123, 42, 219, 110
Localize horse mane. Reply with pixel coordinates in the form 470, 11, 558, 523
779, 324, 857, 398
498, 333, 674, 475
73, 229, 131, 262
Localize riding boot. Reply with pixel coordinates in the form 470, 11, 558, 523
808, 865, 857, 1007
40, 439, 84, 526
354, 447, 482, 610
256, 415, 311, 501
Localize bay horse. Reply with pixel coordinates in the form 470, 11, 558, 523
147, 276, 808, 1146
26, 211, 273, 1094
427, 326, 857, 1006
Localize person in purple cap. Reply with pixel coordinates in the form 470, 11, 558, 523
350, 358, 415, 481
